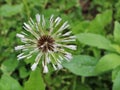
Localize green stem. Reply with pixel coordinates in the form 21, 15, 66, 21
72, 76, 77, 90
22, 0, 30, 19
41, 67, 52, 90
81, 76, 85, 84
42, 0, 48, 9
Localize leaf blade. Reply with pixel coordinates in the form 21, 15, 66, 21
76, 33, 111, 50
24, 68, 45, 90
114, 21, 120, 43
95, 54, 120, 74
62, 55, 98, 76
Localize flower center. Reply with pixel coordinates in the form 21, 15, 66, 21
37, 35, 55, 52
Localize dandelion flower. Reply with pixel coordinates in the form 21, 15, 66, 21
15, 14, 76, 73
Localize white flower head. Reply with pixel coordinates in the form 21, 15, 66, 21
15, 14, 76, 73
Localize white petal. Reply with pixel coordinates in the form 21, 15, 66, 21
16, 33, 25, 38
52, 64, 57, 70
58, 21, 69, 32
64, 45, 77, 50
35, 23, 40, 31
27, 55, 32, 59
59, 56, 64, 60
42, 61, 45, 67
15, 45, 24, 50
29, 48, 39, 54
57, 59, 61, 63
46, 56, 51, 63
31, 63, 37, 71
21, 38, 37, 43
21, 32, 28, 36
65, 53, 72, 60
50, 16, 54, 27
30, 18, 35, 25
24, 23, 32, 30
61, 39, 76, 42
53, 45, 58, 52
57, 63, 63, 69
36, 14, 40, 23
56, 44, 76, 50
17, 53, 24, 58
22, 48, 28, 51
35, 52, 42, 63
43, 65, 48, 73
62, 31, 72, 36
49, 15, 54, 33
23, 23, 40, 40
55, 17, 61, 23
57, 33, 62, 36
18, 55, 27, 60
68, 36, 76, 39
55, 17, 62, 27
42, 15, 45, 28
50, 14, 54, 22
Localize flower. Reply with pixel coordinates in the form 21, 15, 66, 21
15, 14, 76, 73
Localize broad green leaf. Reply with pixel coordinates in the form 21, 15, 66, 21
1, 58, 18, 74
115, 0, 120, 21
0, 74, 23, 90
0, 4, 23, 17
19, 66, 30, 78
95, 54, 120, 74
76, 33, 111, 50
110, 44, 120, 54
113, 70, 120, 90
112, 66, 120, 81
114, 21, 120, 43
24, 68, 45, 90
87, 10, 112, 34
72, 21, 90, 34
72, 10, 112, 34
62, 55, 98, 76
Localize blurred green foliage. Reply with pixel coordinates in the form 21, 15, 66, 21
0, 0, 120, 90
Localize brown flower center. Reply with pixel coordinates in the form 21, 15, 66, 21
37, 35, 55, 52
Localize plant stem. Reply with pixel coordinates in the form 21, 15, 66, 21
41, 67, 52, 90
81, 76, 85, 84
22, 0, 30, 19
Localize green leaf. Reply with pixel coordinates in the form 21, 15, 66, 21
0, 74, 23, 90
24, 68, 45, 90
114, 21, 120, 43
112, 66, 120, 81
115, 0, 120, 21
19, 66, 30, 78
1, 58, 18, 74
113, 70, 120, 90
76, 33, 111, 50
110, 44, 120, 54
72, 21, 90, 34
95, 54, 120, 74
88, 10, 112, 34
28, 0, 48, 7
72, 10, 112, 34
0, 4, 23, 17
62, 55, 98, 76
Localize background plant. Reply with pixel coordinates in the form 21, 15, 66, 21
0, 0, 120, 90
